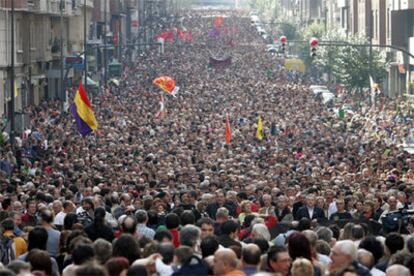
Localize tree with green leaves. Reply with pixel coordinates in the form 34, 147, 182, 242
302, 22, 325, 41
277, 20, 299, 40
313, 31, 388, 91
296, 22, 326, 68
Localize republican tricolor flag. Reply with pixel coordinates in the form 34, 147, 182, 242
70, 81, 98, 136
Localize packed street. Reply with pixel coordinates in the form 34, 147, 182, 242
1, 8, 414, 276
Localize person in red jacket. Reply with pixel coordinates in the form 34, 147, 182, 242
165, 213, 180, 248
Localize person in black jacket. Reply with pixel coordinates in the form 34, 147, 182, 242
217, 220, 241, 248
274, 195, 293, 222
292, 193, 306, 220
84, 207, 114, 242
329, 198, 352, 222
295, 194, 326, 222
206, 191, 237, 219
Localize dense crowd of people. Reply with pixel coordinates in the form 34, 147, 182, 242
1, 9, 414, 276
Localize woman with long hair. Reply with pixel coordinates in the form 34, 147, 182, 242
288, 232, 323, 276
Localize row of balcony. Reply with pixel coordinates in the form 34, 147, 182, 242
1, 0, 94, 14
0, 0, 137, 15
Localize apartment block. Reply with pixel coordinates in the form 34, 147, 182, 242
325, 0, 341, 32
371, 0, 386, 45
297, 0, 324, 25
301, 0, 413, 96
0, 0, 95, 131
385, 0, 414, 96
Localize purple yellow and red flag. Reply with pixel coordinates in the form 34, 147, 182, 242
70, 81, 98, 136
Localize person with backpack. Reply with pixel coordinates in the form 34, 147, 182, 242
1, 219, 27, 263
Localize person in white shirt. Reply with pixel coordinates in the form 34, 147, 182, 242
155, 242, 175, 276
54, 201, 75, 227
325, 190, 337, 218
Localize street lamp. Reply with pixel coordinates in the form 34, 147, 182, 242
60, 0, 65, 108
9, 0, 15, 149
104, 0, 108, 87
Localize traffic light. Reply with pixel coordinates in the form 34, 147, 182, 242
280, 36, 286, 55
310, 37, 318, 58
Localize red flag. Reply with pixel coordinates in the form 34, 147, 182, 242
166, 31, 175, 42
177, 29, 185, 39
160, 32, 168, 39
225, 113, 231, 145
184, 32, 193, 42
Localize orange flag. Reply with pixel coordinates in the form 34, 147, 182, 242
225, 113, 231, 145
153, 76, 179, 97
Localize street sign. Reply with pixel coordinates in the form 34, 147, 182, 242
65, 56, 83, 69
108, 62, 122, 77
73, 63, 84, 70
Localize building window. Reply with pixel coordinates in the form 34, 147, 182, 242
387, 8, 390, 39
341, 7, 348, 29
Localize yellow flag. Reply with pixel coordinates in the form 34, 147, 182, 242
256, 116, 263, 141
14, 80, 18, 98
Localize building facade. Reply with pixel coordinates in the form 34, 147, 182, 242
0, 0, 95, 129
0, 0, 143, 127
298, 0, 414, 96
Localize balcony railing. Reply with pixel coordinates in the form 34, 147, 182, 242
22, 0, 94, 15
123, 0, 137, 9
0, 0, 30, 10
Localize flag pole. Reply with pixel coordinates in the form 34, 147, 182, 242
84, 0, 87, 88
162, 93, 167, 122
